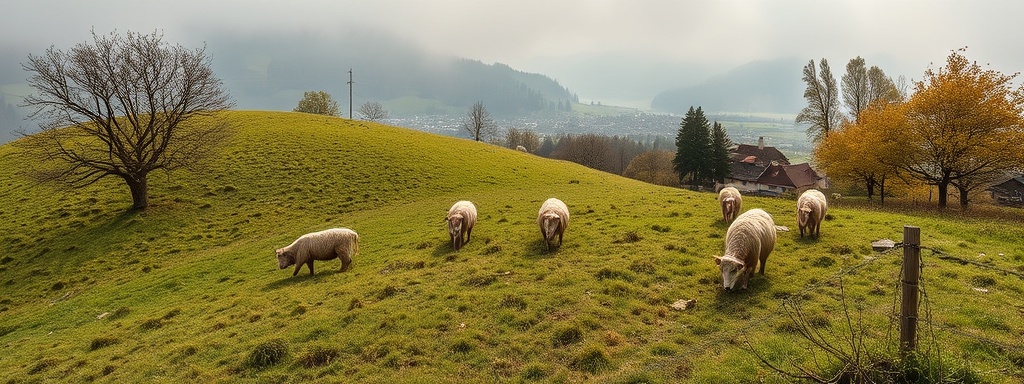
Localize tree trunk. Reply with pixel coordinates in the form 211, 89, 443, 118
125, 175, 149, 210
865, 176, 875, 201
936, 181, 948, 209
879, 176, 886, 206
958, 185, 970, 208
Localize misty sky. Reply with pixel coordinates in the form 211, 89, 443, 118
3, 0, 1024, 106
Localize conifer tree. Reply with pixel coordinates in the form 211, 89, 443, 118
709, 121, 733, 185
673, 106, 712, 186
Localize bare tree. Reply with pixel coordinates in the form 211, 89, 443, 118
796, 58, 842, 142
841, 56, 869, 123
504, 127, 540, 152
18, 30, 233, 210
294, 91, 340, 116
624, 150, 677, 186
462, 101, 497, 142
358, 101, 389, 122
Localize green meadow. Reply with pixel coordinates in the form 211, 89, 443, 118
0, 111, 1021, 383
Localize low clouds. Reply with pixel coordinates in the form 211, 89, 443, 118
3, 0, 1023, 102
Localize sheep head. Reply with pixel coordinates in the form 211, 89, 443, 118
276, 248, 296, 269
798, 206, 813, 226
541, 212, 562, 240
722, 198, 735, 215
715, 255, 747, 291
447, 213, 464, 237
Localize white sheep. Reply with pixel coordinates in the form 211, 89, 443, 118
797, 189, 828, 238
516, 145, 528, 152
718, 186, 742, 223
276, 228, 359, 276
538, 198, 569, 251
714, 208, 777, 290
446, 200, 478, 251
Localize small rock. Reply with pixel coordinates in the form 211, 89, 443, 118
972, 287, 989, 293
97, 312, 110, 319
978, 253, 986, 258
998, 253, 1004, 257
670, 299, 696, 311
871, 239, 896, 252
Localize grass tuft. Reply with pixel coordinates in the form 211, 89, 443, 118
498, 295, 527, 310
89, 336, 119, 351
552, 325, 584, 347
246, 339, 288, 369
571, 345, 611, 373
613, 231, 643, 244
295, 345, 340, 368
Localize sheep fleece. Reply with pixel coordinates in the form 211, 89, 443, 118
447, 200, 478, 251
537, 198, 569, 250
797, 189, 828, 238
718, 187, 742, 223
716, 208, 777, 290
276, 228, 358, 276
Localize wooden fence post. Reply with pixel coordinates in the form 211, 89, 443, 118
900, 225, 921, 356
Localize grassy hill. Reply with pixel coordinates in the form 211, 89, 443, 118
0, 111, 1022, 383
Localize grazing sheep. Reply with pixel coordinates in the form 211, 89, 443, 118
831, 193, 842, 201
516, 145, 528, 152
797, 189, 828, 238
714, 208, 777, 291
275, 228, 358, 276
446, 200, 478, 251
718, 187, 742, 223
538, 198, 569, 251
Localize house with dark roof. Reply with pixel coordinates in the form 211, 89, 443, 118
987, 175, 1024, 206
731, 137, 790, 167
719, 137, 825, 196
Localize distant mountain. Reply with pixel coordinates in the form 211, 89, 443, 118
205, 30, 576, 117
650, 57, 805, 115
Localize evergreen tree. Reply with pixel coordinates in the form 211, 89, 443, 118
673, 106, 712, 185
709, 121, 733, 185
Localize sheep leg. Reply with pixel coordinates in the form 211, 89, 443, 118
292, 262, 302, 276
307, 260, 315, 276
557, 232, 563, 247
340, 251, 352, 272
465, 227, 472, 245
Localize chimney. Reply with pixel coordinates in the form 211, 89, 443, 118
758, 137, 764, 150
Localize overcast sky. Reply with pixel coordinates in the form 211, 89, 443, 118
3, 0, 1023, 102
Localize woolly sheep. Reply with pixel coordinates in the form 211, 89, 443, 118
714, 208, 777, 291
718, 187, 742, 223
538, 198, 569, 251
797, 189, 828, 238
275, 228, 358, 276
516, 145, 528, 152
446, 200, 478, 251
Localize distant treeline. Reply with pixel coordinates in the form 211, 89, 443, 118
503, 128, 678, 185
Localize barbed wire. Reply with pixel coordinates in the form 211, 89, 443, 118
643, 244, 905, 373
644, 240, 1023, 377
919, 245, 1024, 280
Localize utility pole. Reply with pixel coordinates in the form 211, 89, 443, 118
347, 68, 353, 119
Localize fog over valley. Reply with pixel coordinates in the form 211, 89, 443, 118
3, 0, 1024, 144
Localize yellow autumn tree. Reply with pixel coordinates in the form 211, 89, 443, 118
902, 48, 1024, 208
814, 101, 907, 205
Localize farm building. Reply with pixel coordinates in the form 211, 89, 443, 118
987, 175, 1024, 206
719, 137, 825, 196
